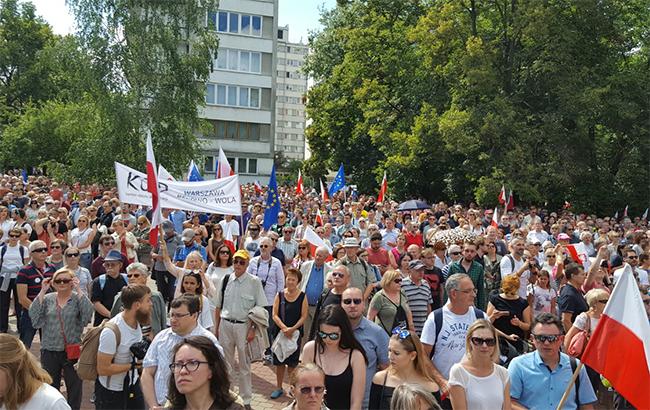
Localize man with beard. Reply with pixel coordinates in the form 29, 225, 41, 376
421, 248, 444, 310
96, 284, 153, 410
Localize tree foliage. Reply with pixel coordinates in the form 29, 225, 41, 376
304, 0, 649, 214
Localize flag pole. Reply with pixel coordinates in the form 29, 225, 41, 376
556, 361, 583, 410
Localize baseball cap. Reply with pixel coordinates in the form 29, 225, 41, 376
104, 250, 123, 262
558, 233, 571, 241
233, 250, 250, 261
343, 238, 360, 248
181, 228, 195, 242
408, 260, 426, 270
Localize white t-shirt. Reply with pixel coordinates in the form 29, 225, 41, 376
448, 363, 509, 410
421, 305, 483, 379
574, 312, 599, 333
199, 294, 215, 331
526, 284, 557, 316
500, 255, 530, 298
219, 219, 240, 239
0, 383, 70, 410
0, 244, 29, 279
98, 313, 143, 391
70, 227, 93, 253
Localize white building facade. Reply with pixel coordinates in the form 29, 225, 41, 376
199, 0, 278, 183
275, 25, 308, 161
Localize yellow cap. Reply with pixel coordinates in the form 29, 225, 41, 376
233, 249, 250, 261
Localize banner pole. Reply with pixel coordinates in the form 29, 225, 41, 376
556, 361, 583, 410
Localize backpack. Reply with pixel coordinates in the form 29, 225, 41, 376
75, 319, 121, 381
428, 306, 485, 359
0, 244, 26, 271
99, 273, 128, 290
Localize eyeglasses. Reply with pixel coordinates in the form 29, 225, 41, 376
233, 259, 247, 265
532, 334, 562, 343
32, 248, 48, 253
260, 245, 270, 249
627, 255, 638, 259
170, 312, 192, 319
298, 246, 307, 250
597, 299, 609, 304
394, 278, 402, 284
127, 273, 141, 278
391, 326, 410, 340
219, 251, 231, 255
470, 337, 497, 347
169, 360, 208, 373
66, 253, 80, 257
450, 252, 461, 256
50, 246, 61, 249
53, 279, 72, 285
342, 298, 362, 305
271, 238, 278, 242
331, 271, 345, 278
297, 385, 326, 395
317, 331, 340, 341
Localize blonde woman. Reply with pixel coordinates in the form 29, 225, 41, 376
282, 363, 329, 410
367, 270, 415, 335
0, 334, 70, 409
449, 319, 511, 410
160, 246, 215, 300
390, 383, 441, 410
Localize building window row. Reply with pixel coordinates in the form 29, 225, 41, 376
278, 58, 303, 67
278, 45, 308, 55
277, 70, 306, 80
210, 120, 262, 141
205, 156, 258, 174
215, 48, 261, 74
277, 132, 303, 141
277, 108, 304, 116
277, 120, 304, 129
210, 11, 262, 37
277, 96, 302, 104
206, 83, 260, 109
279, 83, 306, 92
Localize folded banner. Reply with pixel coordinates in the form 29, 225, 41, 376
115, 162, 241, 215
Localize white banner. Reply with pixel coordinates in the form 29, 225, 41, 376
115, 162, 241, 215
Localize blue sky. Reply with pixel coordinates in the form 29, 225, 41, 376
26, 0, 336, 43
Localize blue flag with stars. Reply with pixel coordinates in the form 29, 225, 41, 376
263, 165, 280, 231
328, 164, 345, 197
187, 160, 204, 182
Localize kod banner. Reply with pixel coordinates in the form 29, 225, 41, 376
115, 162, 241, 215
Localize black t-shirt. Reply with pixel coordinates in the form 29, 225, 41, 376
424, 266, 444, 310
489, 293, 529, 352
558, 283, 589, 324
90, 273, 128, 325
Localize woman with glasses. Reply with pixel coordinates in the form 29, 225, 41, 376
483, 240, 502, 296
369, 326, 439, 409
28, 268, 93, 409
206, 244, 234, 288
207, 224, 225, 263
291, 240, 313, 270
63, 246, 92, 297
270, 268, 309, 399
448, 319, 510, 410
486, 275, 532, 354
46, 239, 67, 270
368, 270, 415, 335
282, 363, 329, 410
186, 215, 208, 245
167, 335, 243, 410
133, 216, 152, 267
68, 216, 97, 270
301, 305, 367, 410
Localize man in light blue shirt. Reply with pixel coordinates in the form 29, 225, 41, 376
341, 287, 389, 409
508, 313, 597, 410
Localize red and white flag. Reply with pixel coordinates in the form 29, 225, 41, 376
491, 207, 498, 228
623, 205, 628, 218
319, 178, 328, 201
223, 223, 236, 253
315, 209, 324, 227
146, 135, 163, 246
296, 170, 304, 195
581, 267, 650, 410
566, 243, 591, 271
506, 189, 515, 211
253, 180, 263, 195
216, 147, 234, 178
498, 185, 506, 205
304, 226, 333, 260
377, 171, 388, 203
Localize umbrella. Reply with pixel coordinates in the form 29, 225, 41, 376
431, 227, 478, 246
397, 200, 431, 212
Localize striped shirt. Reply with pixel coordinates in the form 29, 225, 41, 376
16, 262, 56, 301
401, 278, 433, 335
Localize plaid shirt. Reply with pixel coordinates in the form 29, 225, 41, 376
447, 259, 486, 310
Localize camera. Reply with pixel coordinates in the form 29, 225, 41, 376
130, 338, 151, 360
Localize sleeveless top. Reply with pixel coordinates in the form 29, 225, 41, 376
315, 348, 354, 410
369, 372, 441, 410
280, 291, 306, 331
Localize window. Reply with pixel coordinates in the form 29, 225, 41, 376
238, 88, 249, 107
215, 121, 226, 138
252, 16, 261, 36
217, 85, 226, 104
237, 159, 247, 173
227, 49, 238, 70
206, 83, 261, 108
218, 12, 227, 31
248, 159, 257, 174
227, 122, 237, 138
240, 52, 249, 71
210, 121, 263, 141
241, 15, 251, 35
216, 51, 226, 69
277, 29, 283, 39
229, 13, 239, 33
214, 48, 262, 74
204, 156, 214, 172
250, 88, 260, 108
250, 53, 261, 73
206, 84, 215, 104
227, 85, 237, 105
214, 11, 262, 37
250, 124, 260, 139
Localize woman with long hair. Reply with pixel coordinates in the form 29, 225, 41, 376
205, 244, 234, 287
291, 240, 313, 270
0, 334, 70, 410
486, 275, 532, 354
390, 383, 441, 410
179, 273, 214, 332
0, 206, 13, 244
63, 246, 93, 297
301, 305, 367, 410
167, 335, 243, 410
68, 215, 97, 270
368, 270, 415, 335
448, 320, 511, 410
28, 269, 94, 410
282, 363, 329, 410
389, 234, 408, 269
369, 327, 439, 409
483, 240, 502, 296
206, 224, 225, 263
46, 239, 67, 270
397, 253, 413, 279
161, 246, 215, 301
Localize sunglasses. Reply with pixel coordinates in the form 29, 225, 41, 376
219, 251, 231, 255
260, 245, 270, 249
532, 334, 562, 343
50, 246, 61, 249
8, 234, 20, 238
391, 326, 410, 340
331, 271, 345, 278
53, 279, 72, 285
342, 298, 362, 305
297, 386, 326, 395
470, 337, 497, 347
233, 259, 247, 265
597, 299, 609, 304
32, 248, 48, 253
394, 278, 402, 284
66, 253, 80, 257
317, 331, 340, 341
249, 228, 259, 232
450, 252, 461, 256
298, 246, 307, 250
127, 273, 141, 278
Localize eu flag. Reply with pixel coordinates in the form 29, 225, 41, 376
263, 165, 280, 231
328, 164, 345, 197
188, 160, 204, 182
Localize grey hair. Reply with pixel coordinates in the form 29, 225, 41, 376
390, 383, 441, 410
126, 262, 149, 276
315, 246, 330, 255
445, 273, 469, 295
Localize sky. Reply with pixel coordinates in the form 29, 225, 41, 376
25, 0, 337, 43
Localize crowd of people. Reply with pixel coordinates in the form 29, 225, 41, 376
0, 172, 648, 410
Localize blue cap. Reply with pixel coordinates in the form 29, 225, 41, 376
104, 250, 123, 262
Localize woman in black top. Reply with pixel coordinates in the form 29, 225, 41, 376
270, 268, 309, 399
486, 274, 532, 353
369, 326, 440, 409
301, 305, 367, 410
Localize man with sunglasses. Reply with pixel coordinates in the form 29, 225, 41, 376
309, 265, 350, 340
91, 249, 129, 326
508, 313, 596, 410
341, 286, 389, 409
0, 227, 28, 333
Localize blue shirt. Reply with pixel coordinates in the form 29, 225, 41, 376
169, 210, 186, 233
353, 317, 389, 409
173, 243, 207, 263
508, 351, 597, 410
305, 264, 324, 305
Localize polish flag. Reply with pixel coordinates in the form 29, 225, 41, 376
319, 178, 328, 201
566, 243, 591, 271
304, 226, 333, 261
498, 185, 506, 205
216, 147, 234, 178
491, 207, 498, 228
223, 223, 236, 253
506, 189, 515, 211
296, 170, 304, 195
253, 180, 263, 195
581, 267, 650, 410
146, 135, 163, 246
377, 171, 388, 203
